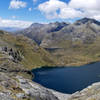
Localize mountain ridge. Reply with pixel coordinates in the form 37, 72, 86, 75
15, 17, 100, 46
15, 21, 69, 44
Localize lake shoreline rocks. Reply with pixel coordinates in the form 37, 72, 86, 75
0, 70, 100, 100
0, 71, 70, 100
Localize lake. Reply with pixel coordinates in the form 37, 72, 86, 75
32, 62, 100, 94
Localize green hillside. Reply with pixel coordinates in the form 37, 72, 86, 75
0, 30, 56, 70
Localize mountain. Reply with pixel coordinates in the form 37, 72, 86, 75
74, 17, 100, 25
16, 22, 69, 44
41, 18, 100, 48
16, 18, 100, 48
15, 18, 100, 66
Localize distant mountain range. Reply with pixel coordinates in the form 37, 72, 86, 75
0, 27, 23, 32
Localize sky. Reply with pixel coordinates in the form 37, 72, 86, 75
0, 0, 100, 28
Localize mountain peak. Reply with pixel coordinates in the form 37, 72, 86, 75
75, 17, 100, 25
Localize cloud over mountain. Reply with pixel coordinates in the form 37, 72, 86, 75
0, 17, 32, 28
38, 0, 100, 20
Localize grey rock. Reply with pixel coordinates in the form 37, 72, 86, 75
0, 93, 14, 100
17, 76, 59, 100
16, 93, 26, 99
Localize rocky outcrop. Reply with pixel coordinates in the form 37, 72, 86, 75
0, 93, 14, 100
2, 46, 22, 63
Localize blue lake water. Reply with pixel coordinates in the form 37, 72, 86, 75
32, 62, 100, 94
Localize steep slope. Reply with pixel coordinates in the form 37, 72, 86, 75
0, 30, 56, 70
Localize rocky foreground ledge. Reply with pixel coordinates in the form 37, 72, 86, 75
0, 72, 100, 100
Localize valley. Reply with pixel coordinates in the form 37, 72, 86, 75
1, 0, 100, 99
0, 18, 100, 100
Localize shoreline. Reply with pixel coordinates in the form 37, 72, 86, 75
31, 60, 100, 71
31, 61, 100, 95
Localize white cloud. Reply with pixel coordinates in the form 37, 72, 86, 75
69, 0, 100, 20
92, 15, 100, 20
33, 0, 37, 3
9, 0, 27, 9
38, 0, 100, 20
29, 8, 32, 11
0, 17, 32, 28
12, 16, 17, 19
38, 0, 67, 19
0, 17, 2, 22
59, 7, 83, 19
69, 0, 98, 10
